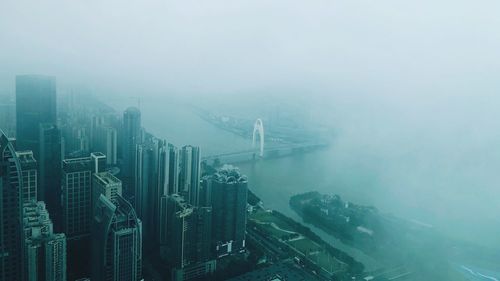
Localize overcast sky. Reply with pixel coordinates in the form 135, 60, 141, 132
2, 0, 500, 249
1, 0, 499, 100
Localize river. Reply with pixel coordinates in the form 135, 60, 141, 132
105, 97, 499, 272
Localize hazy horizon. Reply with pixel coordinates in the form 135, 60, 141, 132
2, 0, 500, 266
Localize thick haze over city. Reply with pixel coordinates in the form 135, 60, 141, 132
1, 1, 500, 280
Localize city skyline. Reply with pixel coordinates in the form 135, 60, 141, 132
2, 1, 500, 280
1, 74, 255, 281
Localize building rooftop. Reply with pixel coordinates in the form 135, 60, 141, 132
91, 152, 106, 158
15, 150, 36, 164
23, 200, 64, 242
124, 106, 141, 116
62, 156, 92, 172
169, 194, 194, 218
96, 194, 139, 232
94, 172, 121, 186
213, 164, 248, 184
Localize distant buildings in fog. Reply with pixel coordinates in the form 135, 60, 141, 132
15, 75, 57, 160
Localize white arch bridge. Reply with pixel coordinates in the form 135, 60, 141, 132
202, 118, 328, 164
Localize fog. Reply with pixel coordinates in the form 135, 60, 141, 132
2, 0, 500, 275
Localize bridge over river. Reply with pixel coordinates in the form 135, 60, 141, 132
202, 141, 329, 164
195, 111, 330, 164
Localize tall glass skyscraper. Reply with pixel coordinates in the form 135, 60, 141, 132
163, 194, 215, 281
179, 145, 201, 206
38, 123, 62, 225
62, 153, 106, 237
135, 137, 179, 247
122, 107, 141, 197
0, 129, 24, 281
15, 75, 57, 159
62, 152, 105, 280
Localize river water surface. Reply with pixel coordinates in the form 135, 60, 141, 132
106, 97, 500, 271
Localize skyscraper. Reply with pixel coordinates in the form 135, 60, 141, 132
91, 195, 142, 281
165, 143, 179, 196
15, 75, 57, 159
134, 141, 154, 234
163, 194, 194, 267
38, 123, 62, 224
62, 152, 107, 237
163, 194, 215, 281
156, 142, 180, 247
205, 165, 248, 257
16, 150, 38, 203
122, 107, 141, 197
179, 145, 201, 206
62, 153, 105, 279
135, 138, 179, 247
22, 200, 67, 281
0, 129, 23, 281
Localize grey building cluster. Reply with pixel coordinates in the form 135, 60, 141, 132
1, 74, 250, 281
132, 130, 249, 280
0, 76, 142, 281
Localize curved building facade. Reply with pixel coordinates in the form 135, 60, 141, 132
0, 129, 24, 281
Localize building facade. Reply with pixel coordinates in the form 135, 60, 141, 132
62, 153, 106, 279
16, 150, 38, 203
135, 138, 179, 247
62, 153, 105, 238
92, 172, 122, 207
122, 107, 142, 197
0, 130, 23, 281
205, 165, 248, 257
163, 194, 214, 281
22, 200, 67, 281
91, 195, 142, 281
38, 123, 62, 225
179, 145, 201, 206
